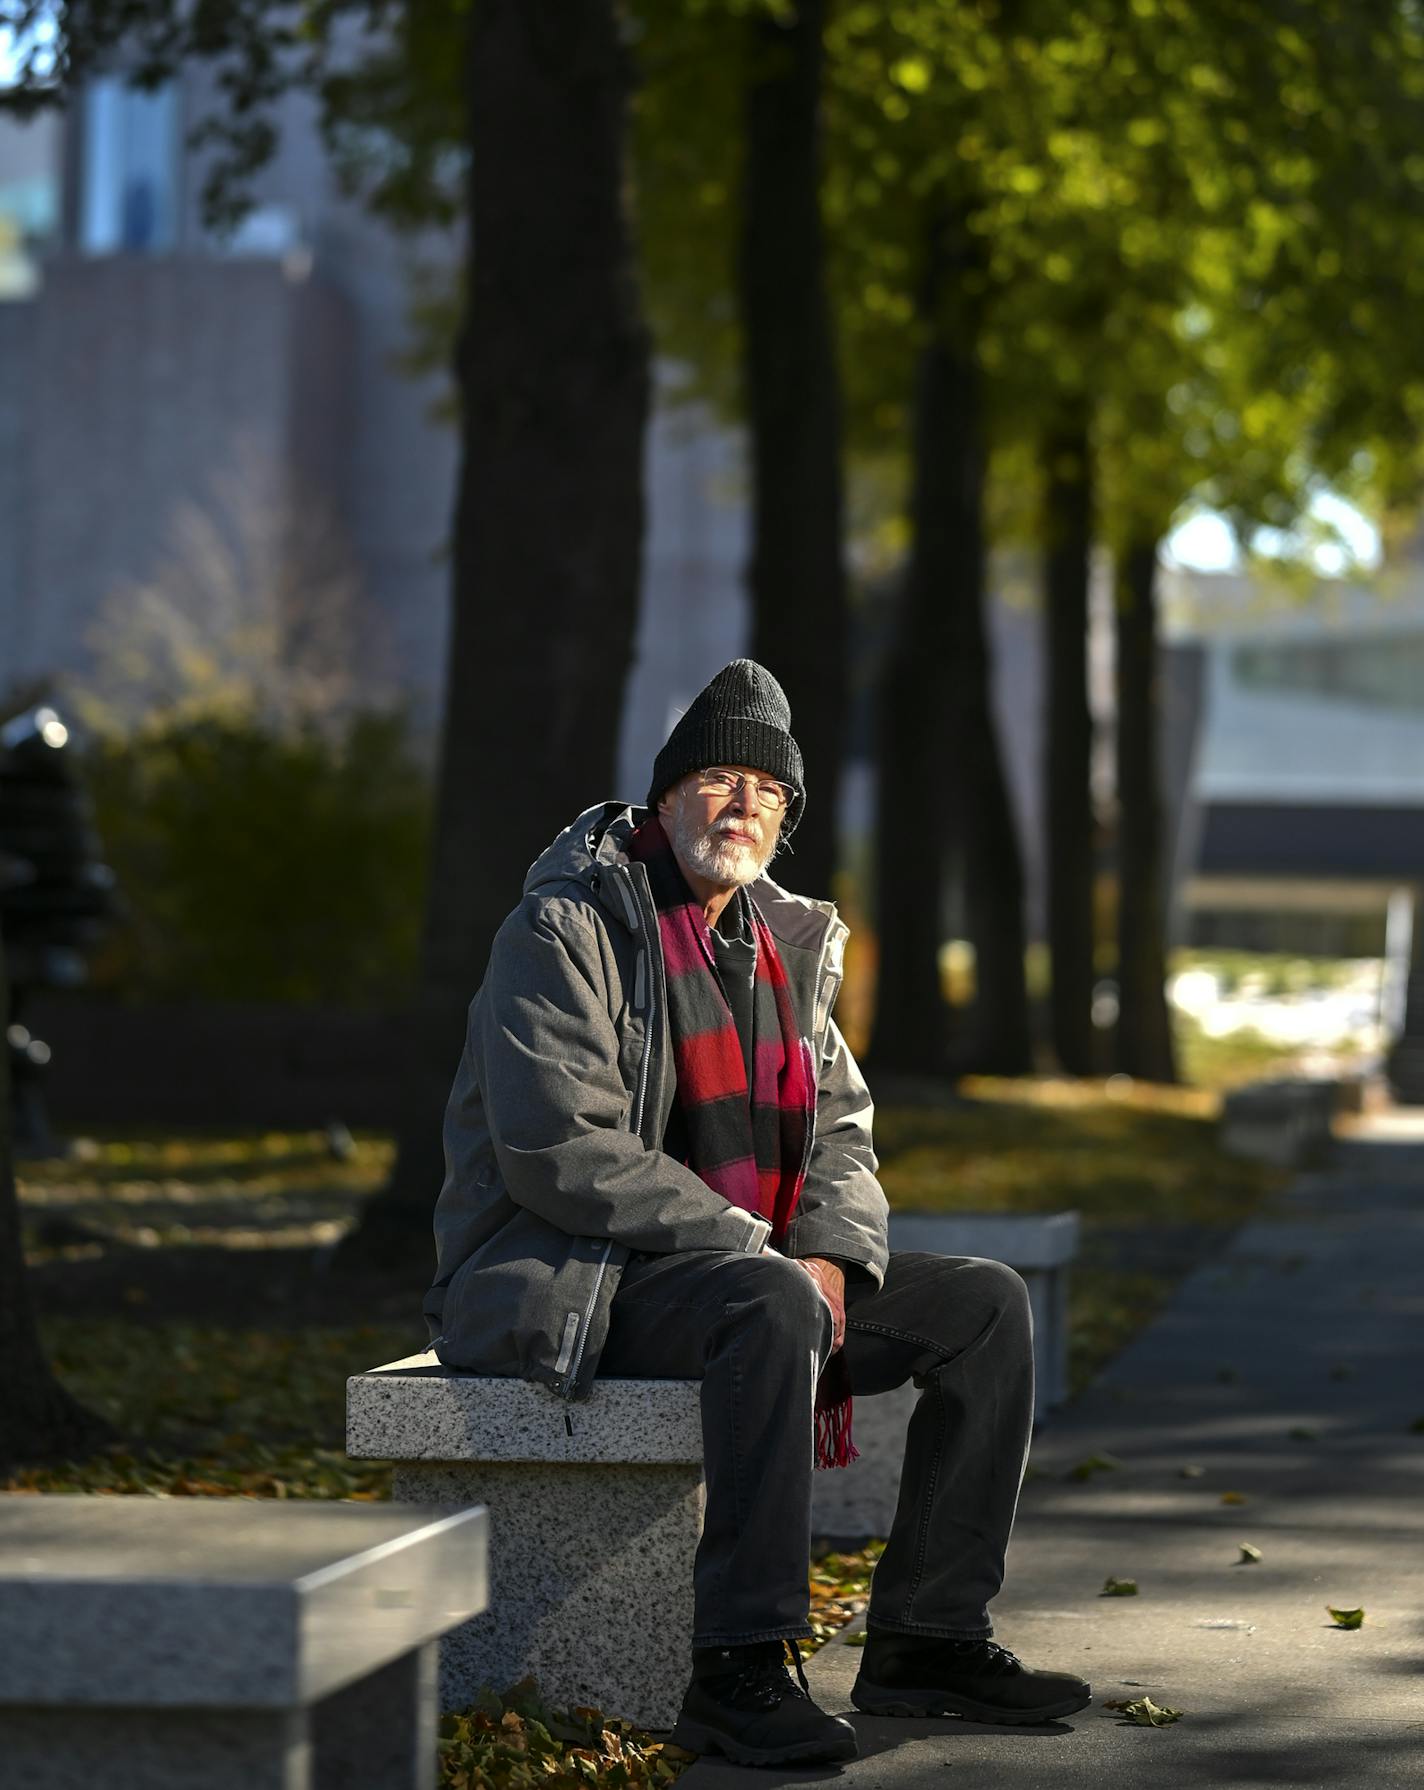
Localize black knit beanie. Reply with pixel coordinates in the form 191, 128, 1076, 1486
647, 659, 805, 836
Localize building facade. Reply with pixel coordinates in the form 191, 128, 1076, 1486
1163, 562, 1424, 960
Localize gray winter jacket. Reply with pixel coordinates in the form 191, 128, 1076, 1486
423, 801, 889, 1399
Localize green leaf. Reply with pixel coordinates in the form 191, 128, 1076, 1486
1288, 1426, 1317, 1442
1327, 1607, 1365, 1629
1101, 1576, 1139, 1596
844, 1631, 868, 1647
1238, 1542, 1262, 1563
1068, 1452, 1124, 1481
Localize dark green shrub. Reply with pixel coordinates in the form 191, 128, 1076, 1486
81, 708, 431, 1006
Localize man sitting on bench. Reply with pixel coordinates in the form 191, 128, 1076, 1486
424, 659, 1090, 1766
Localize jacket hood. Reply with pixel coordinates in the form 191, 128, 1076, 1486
522, 802, 640, 900
523, 801, 840, 956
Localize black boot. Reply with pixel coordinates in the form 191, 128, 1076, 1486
670, 1640, 858, 1766
851, 1630, 1091, 1725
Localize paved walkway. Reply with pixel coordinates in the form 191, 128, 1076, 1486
684, 1123, 1424, 1788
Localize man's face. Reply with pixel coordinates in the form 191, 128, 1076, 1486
660, 765, 788, 890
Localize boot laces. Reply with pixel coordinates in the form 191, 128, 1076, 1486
720, 1642, 812, 1710
950, 1637, 1022, 1677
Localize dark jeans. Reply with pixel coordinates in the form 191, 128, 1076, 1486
597, 1248, 1035, 1649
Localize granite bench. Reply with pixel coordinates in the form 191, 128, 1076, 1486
347, 1365, 703, 1730
1220, 1076, 1338, 1168
0, 1497, 487, 1790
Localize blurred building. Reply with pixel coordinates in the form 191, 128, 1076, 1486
0, 75, 451, 727
1162, 565, 1424, 960
0, 68, 744, 776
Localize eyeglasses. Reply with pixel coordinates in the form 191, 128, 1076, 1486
694, 767, 795, 813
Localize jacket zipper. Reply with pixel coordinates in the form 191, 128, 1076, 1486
796, 1035, 818, 1185
563, 1236, 613, 1397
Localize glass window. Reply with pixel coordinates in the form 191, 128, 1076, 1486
1231, 632, 1424, 712
80, 75, 178, 254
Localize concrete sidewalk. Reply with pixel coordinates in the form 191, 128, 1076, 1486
683, 1127, 1424, 1788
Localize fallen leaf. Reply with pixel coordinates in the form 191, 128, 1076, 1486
1101, 1577, 1139, 1597
1409, 1417, 1424, 1435
1220, 1491, 1248, 1505
1327, 1607, 1365, 1629
1239, 1543, 1262, 1563
843, 1631, 868, 1647
1179, 1464, 1206, 1479
1104, 1696, 1183, 1726
1067, 1452, 1124, 1481
1288, 1426, 1317, 1442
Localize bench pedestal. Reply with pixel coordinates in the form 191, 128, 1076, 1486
394, 1462, 700, 1728
2, 1647, 436, 1790
350, 1364, 705, 1730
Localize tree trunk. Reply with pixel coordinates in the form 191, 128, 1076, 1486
741, 0, 847, 900
1115, 536, 1178, 1082
0, 937, 111, 1468
1041, 409, 1096, 1074
347, 0, 652, 1254
869, 208, 1032, 1076
867, 393, 954, 1072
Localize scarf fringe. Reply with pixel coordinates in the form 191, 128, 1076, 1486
815, 1394, 859, 1471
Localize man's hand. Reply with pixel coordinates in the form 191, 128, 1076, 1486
795, 1255, 846, 1353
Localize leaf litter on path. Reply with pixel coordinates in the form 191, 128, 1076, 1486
1067, 1452, 1124, 1481
1100, 1576, 1139, 1596
1327, 1607, 1365, 1629
1103, 1696, 1183, 1726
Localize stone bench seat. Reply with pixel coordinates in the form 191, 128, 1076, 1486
347, 1363, 703, 1730
0, 1496, 487, 1790
1221, 1076, 1338, 1167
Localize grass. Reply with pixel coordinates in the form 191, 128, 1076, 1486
1173, 1017, 1325, 1092
877, 1076, 1275, 1229
875, 1077, 1284, 1394
17, 1127, 393, 1252
4, 1322, 408, 1500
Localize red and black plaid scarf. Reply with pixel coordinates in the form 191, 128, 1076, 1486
627, 815, 856, 1468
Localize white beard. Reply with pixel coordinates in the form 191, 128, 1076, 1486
670, 806, 775, 889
